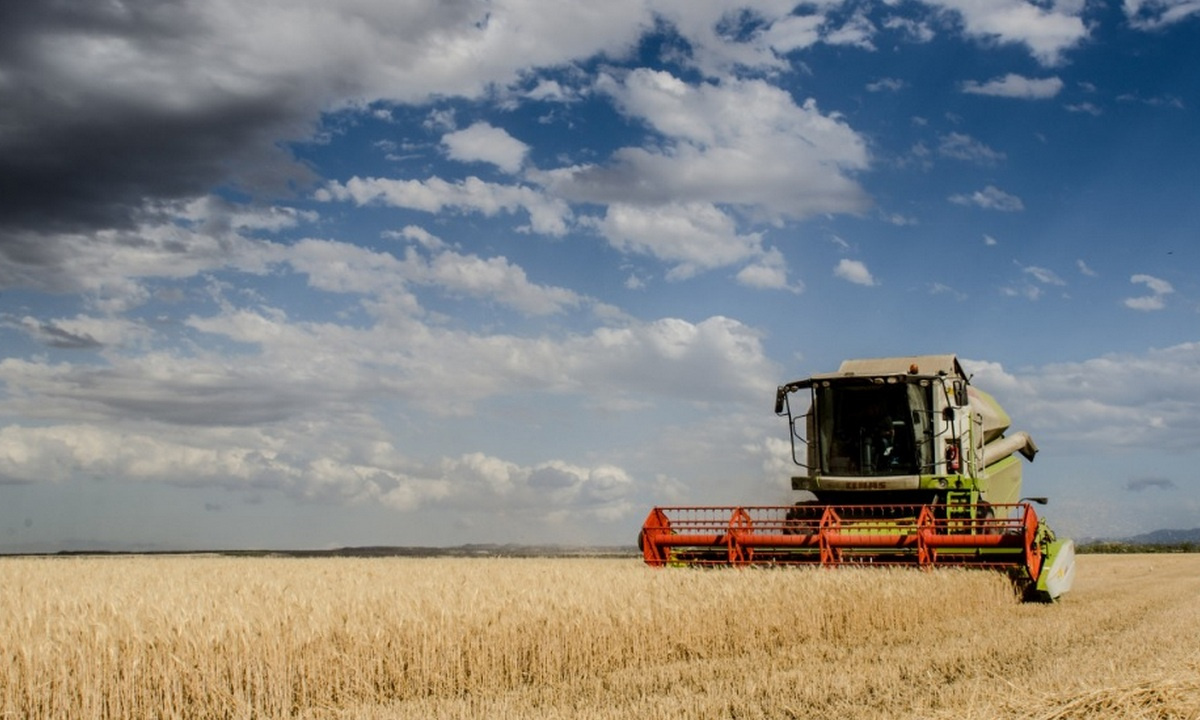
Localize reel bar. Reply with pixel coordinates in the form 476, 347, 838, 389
641, 503, 1043, 577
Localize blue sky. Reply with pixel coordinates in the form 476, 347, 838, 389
1, 0, 1198, 551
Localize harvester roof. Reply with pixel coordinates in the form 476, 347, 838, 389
831, 354, 965, 379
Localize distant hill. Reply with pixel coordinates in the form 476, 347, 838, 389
1077, 527, 1200, 554
1123, 527, 1200, 545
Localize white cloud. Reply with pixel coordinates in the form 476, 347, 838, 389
0, 273, 778, 527
822, 10, 878, 49
316, 176, 571, 236
424, 249, 583, 314
525, 79, 577, 102
736, 248, 800, 292
15, 2, 662, 134
965, 343, 1200, 453
647, 2, 883, 74
962, 74, 1064, 98
1123, 295, 1165, 312
884, 16, 936, 42
3, 293, 776, 425
547, 69, 871, 221
1124, 0, 1200, 29
1024, 266, 1066, 286
1124, 273, 1174, 310
949, 185, 1025, 211
441, 122, 530, 174
1001, 284, 1042, 301
5, 314, 148, 350
1131, 273, 1174, 296
0, 208, 282, 303
760, 13, 825, 53
390, 225, 445, 251
939, 132, 1006, 164
648, 1, 798, 75
834, 258, 877, 286
0, 422, 634, 518
1066, 101, 1103, 116
927, 0, 1088, 65
287, 237, 583, 316
175, 196, 318, 233
591, 202, 766, 280
866, 77, 907, 92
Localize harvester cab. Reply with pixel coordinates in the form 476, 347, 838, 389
640, 355, 1076, 602
776, 355, 1034, 511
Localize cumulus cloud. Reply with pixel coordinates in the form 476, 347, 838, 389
441, 122, 530, 174
760, 12, 826, 54
650, 1, 805, 74
1124, 273, 1174, 310
3, 298, 776, 426
0, 206, 282, 307
927, 1, 1088, 65
736, 248, 800, 292
287, 236, 584, 316
317, 176, 572, 236
547, 69, 871, 221
962, 74, 1065, 98
0, 423, 634, 519
0, 264, 776, 516
834, 259, 877, 286
964, 342, 1200, 453
590, 202, 767, 280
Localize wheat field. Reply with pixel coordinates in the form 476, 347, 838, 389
1, 553, 1198, 719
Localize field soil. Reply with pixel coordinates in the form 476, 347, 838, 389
2, 553, 1198, 719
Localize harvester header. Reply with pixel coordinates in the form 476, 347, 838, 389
640, 354, 1076, 602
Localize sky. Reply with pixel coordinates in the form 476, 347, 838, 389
1, 0, 1199, 552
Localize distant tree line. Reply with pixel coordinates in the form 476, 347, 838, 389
1077, 541, 1200, 554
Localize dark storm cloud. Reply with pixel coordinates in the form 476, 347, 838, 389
25, 320, 103, 349
2, 314, 103, 348
1125, 477, 1177, 492
0, 2, 316, 239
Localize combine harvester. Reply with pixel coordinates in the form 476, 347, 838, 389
640, 355, 1076, 602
